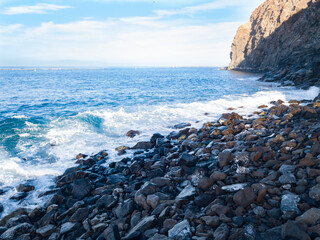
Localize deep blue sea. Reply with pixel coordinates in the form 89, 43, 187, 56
0, 67, 318, 214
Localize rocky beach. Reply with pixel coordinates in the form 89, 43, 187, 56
1, 0, 320, 239
0, 96, 319, 240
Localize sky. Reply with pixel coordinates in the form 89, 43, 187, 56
0, 0, 264, 67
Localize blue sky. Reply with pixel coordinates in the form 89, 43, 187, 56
0, 0, 264, 66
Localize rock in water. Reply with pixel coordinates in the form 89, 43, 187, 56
126, 130, 141, 138
168, 220, 191, 240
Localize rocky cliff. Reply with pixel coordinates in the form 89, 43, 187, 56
229, 0, 320, 87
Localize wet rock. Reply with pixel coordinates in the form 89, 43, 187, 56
219, 150, 233, 168
132, 141, 153, 150
168, 220, 191, 240
56, 170, 87, 187
36, 224, 57, 238
309, 184, 320, 201
126, 130, 141, 138
282, 220, 311, 240
281, 193, 300, 214
72, 178, 92, 199
213, 223, 229, 240
16, 184, 35, 193
178, 153, 196, 167
175, 185, 196, 201
296, 208, 320, 225
0, 223, 34, 240
76, 153, 88, 159
115, 146, 130, 152
174, 123, 191, 129
10, 192, 27, 201
124, 215, 156, 239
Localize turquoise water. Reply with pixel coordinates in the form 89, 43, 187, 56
0, 67, 318, 214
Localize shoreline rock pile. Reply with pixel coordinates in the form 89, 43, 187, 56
0, 99, 319, 240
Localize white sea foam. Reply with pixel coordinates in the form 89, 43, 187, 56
0, 85, 318, 215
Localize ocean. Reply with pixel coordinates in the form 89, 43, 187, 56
0, 67, 318, 215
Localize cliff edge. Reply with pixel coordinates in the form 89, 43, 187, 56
229, 0, 320, 87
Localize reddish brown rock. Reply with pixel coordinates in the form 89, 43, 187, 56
233, 187, 256, 207
126, 130, 141, 138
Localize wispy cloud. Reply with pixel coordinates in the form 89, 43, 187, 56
0, 18, 240, 66
155, 0, 264, 16
3, 3, 71, 15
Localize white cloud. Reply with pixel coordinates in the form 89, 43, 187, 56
2, 3, 71, 15
155, 0, 264, 16
0, 18, 241, 66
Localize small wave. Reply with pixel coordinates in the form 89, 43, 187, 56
11, 115, 29, 119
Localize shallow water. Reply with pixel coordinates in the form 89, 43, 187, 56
0, 67, 318, 215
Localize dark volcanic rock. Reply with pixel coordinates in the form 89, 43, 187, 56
0, 223, 34, 240
131, 141, 153, 150
168, 220, 191, 240
218, 150, 233, 168
103, 224, 121, 240
282, 220, 311, 240
124, 215, 156, 239
178, 153, 197, 166
233, 187, 256, 207
16, 184, 35, 193
71, 178, 92, 199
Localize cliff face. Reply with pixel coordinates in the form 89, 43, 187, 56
229, 0, 320, 87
